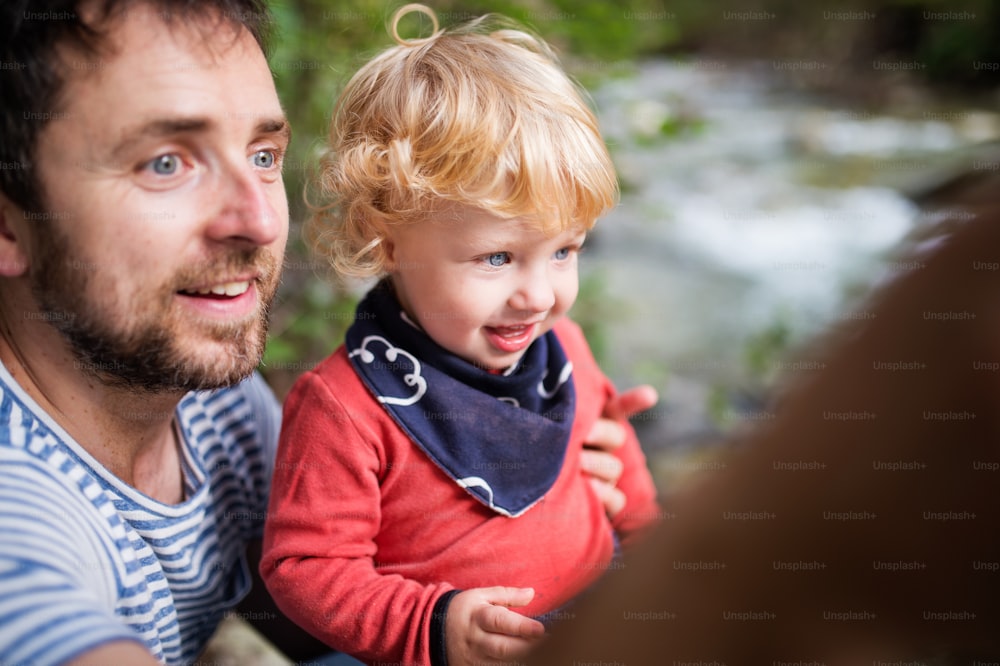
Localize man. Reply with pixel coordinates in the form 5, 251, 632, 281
0, 2, 645, 663
0, 1, 287, 664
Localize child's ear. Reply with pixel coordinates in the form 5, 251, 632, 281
380, 235, 397, 271
0, 193, 29, 277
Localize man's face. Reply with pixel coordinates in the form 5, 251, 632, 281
27, 6, 290, 392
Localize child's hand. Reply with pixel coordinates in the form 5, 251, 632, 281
445, 586, 546, 665
584, 384, 659, 517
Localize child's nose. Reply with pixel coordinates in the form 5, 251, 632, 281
509, 268, 556, 313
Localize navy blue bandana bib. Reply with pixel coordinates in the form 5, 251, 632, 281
345, 283, 576, 517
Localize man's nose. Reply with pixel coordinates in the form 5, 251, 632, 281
204, 160, 285, 247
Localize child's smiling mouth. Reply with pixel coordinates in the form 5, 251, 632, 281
484, 322, 538, 353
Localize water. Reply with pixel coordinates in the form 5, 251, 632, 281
582, 58, 999, 449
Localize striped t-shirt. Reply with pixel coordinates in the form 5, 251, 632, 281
0, 363, 280, 665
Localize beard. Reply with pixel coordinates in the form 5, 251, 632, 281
30, 228, 281, 393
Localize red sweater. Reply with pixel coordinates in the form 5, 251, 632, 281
261, 318, 659, 665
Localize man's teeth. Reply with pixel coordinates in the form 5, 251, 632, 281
186, 281, 250, 296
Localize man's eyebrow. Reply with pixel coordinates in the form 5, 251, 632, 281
111, 118, 212, 159
256, 117, 291, 143
110, 115, 291, 159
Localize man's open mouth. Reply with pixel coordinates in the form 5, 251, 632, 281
179, 280, 251, 298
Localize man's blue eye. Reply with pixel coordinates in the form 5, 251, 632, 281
150, 154, 179, 175
253, 150, 275, 168
485, 252, 509, 267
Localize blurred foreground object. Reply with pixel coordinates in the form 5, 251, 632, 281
198, 615, 292, 666
530, 206, 1000, 664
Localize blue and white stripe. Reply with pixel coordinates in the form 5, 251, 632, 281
0, 364, 279, 665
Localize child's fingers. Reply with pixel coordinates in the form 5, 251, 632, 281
447, 588, 546, 665
476, 602, 546, 639
476, 628, 544, 662
477, 585, 535, 609
580, 448, 624, 484
604, 384, 658, 421
588, 477, 627, 517
584, 417, 626, 451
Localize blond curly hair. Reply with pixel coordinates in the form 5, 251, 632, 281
307, 3, 618, 279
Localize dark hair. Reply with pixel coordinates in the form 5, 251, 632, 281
0, 0, 274, 213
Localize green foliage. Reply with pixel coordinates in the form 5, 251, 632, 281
913, 3, 1000, 83
570, 267, 613, 363
706, 384, 732, 429
742, 314, 793, 387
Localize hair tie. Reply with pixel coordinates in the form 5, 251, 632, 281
389, 3, 441, 46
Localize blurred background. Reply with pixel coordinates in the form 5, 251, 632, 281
260, 0, 1000, 492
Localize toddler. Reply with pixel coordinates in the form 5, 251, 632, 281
261, 5, 660, 665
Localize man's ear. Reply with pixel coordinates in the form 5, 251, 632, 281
0, 192, 30, 277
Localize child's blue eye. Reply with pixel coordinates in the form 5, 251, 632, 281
485, 252, 510, 267
554, 247, 571, 260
